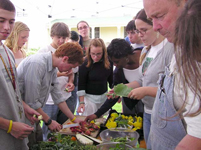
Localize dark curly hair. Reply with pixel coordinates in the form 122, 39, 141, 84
107, 38, 133, 59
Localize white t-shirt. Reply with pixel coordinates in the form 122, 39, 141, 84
147, 38, 168, 59
131, 43, 144, 49
123, 68, 140, 83
170, 55, 201, 138
15, 58, 24, 66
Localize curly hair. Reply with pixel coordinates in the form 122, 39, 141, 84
4, 21, 30, 57
107, 38, 133, 59
54, 42, 84, 65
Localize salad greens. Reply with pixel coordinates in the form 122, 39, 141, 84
30, 133, 97, 150
111, 137, 135, 143
109, 143, 133, 150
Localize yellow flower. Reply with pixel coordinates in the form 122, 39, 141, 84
111, 113, 118, 118
106, 121, 117, 129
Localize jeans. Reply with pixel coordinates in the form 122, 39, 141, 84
57, 95, 77, 124
42, 104, 59, 141
143, 112, 151, 149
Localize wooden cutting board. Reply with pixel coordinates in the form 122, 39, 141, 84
59, 115, 106, 138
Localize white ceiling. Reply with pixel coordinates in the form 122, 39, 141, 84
11, 0, 143, 19
10, 0, 143, 48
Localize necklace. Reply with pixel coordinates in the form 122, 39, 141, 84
0, 44, 23, 118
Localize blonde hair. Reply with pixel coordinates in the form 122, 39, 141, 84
86, 38, 110, 69
139, 45, 151, 65
5, 21, 30, 57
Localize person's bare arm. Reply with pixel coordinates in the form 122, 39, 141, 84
0, 117, 34, 140
58, 101, 82, 123
77, 96, 85, 113
126, 81, 141, 89
128, 87, 157, 99
36, 108, 61, 132
176, 134, 201, 150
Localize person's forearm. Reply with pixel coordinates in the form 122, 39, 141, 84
176, 134, 201, 150
126, 81, 140, 89
79, 96, 84, 103
35, 108, 50, 123
143, 87, 157, 97
68, 73, 74, 83
95, 97, 119, 118
22, 101, 29, 112
0, 117, 10, 131
58, 101, 74, 120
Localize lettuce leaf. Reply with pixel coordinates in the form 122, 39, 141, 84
113, 83, 133, 97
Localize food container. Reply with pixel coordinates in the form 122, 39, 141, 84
96, 142, 135, 150
100, 128, 139, 147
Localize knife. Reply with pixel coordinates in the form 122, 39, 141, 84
62, 123, 79, 129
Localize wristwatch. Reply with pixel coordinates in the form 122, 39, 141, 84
45, 118, 52, 126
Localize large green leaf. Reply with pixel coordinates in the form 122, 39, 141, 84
114, 83, 133, 97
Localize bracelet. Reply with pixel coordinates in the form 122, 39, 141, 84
79, 101, 85, 105
7, 120, 13, 133
71, 116, 76, 122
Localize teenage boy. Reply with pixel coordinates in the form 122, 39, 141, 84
0, 0, 40, 149
38, 22, 76, 141
125, 20, 144, 49
17, 42, 84, 146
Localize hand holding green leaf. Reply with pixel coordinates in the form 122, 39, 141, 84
113, 83, 133, 97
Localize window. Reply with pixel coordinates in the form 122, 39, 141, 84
124, 26, 127, 38
95, 27, 100, 38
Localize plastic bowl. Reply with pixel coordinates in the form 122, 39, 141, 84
96, 142, 135, 150
99, 128, 139, 147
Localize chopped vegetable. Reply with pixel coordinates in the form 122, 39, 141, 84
64, 88, 69, 92
71, 136, 77, 141
33, 114, 43, 120
76, 133, 93, 145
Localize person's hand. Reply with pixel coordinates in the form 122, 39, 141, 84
72, 117, 82, 123
24, 105, 41, 125
117, 97, 122, 103
11, 122, 34, 140
77, 104, 85, 114
57, 69, 73, 77
128, 87, 146, 100
85, 114, 97, 122
48, 120, 62, 132
65, 82, 74, 92
106, 88, 119, 99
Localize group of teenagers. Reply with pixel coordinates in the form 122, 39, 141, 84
0, 0, 201, 150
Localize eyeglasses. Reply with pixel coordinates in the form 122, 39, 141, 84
135, 27, 152, 35
78, 25, 88, 30
90, 52, 102, 57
